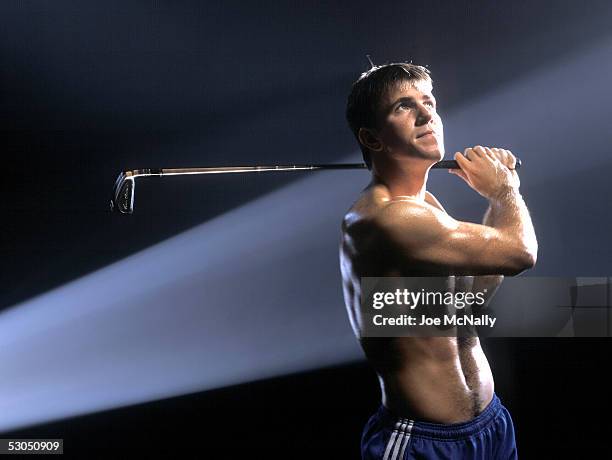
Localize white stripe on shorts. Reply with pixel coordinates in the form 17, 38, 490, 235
382, 418, 414, 460
397, 420, 414, 459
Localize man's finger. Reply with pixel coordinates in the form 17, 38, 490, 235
491, 147, 504, 160
472, 146, 487, 158
502, 149, 517, 169
483, 147, 499, 163
455, 151, 474, 170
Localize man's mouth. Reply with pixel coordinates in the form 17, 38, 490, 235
416, 130, 435, 139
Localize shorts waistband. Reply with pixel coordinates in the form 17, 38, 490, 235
376, 393, 502, 441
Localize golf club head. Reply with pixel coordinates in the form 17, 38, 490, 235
110, 172, 135, 214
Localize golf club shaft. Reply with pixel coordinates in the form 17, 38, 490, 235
124, 159, 509, 178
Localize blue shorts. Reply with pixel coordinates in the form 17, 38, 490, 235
361, 393, 517, 460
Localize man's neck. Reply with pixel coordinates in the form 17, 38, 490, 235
371, 156, 432, 201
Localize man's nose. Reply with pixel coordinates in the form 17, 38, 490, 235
416, 103, 433, 125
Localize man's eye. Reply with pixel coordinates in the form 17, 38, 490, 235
397, 102, 412, 110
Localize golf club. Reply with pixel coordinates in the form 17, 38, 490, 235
110, 158, 522, 214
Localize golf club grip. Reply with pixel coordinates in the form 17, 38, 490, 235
432, 160, 459, 169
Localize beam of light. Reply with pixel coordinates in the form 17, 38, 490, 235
431, 37, 612, 276
0, 168, 367, 433
2, 37, 612, 433
428, 36, 612, 208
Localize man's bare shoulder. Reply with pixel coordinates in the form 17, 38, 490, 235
343, 187, 448, 249
379, 191, 449, 227
342, 185, 391, 233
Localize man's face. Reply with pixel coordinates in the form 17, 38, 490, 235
375, 79, 444, 162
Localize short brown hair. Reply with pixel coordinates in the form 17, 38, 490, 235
346, 63, 432, 169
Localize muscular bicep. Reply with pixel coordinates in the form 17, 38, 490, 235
376, 202, 530, 275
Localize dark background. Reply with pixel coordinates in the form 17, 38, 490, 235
7, 342, 611, 458
2, 1, 612, 458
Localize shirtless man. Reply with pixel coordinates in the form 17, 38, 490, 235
340, 63, 537, 459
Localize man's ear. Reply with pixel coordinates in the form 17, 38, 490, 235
358, 127, 384, 152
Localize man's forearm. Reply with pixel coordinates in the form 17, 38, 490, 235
482, 204, 495, 227
488, 187, 538, 263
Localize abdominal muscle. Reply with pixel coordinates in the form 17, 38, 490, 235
361, 336, 494, 423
